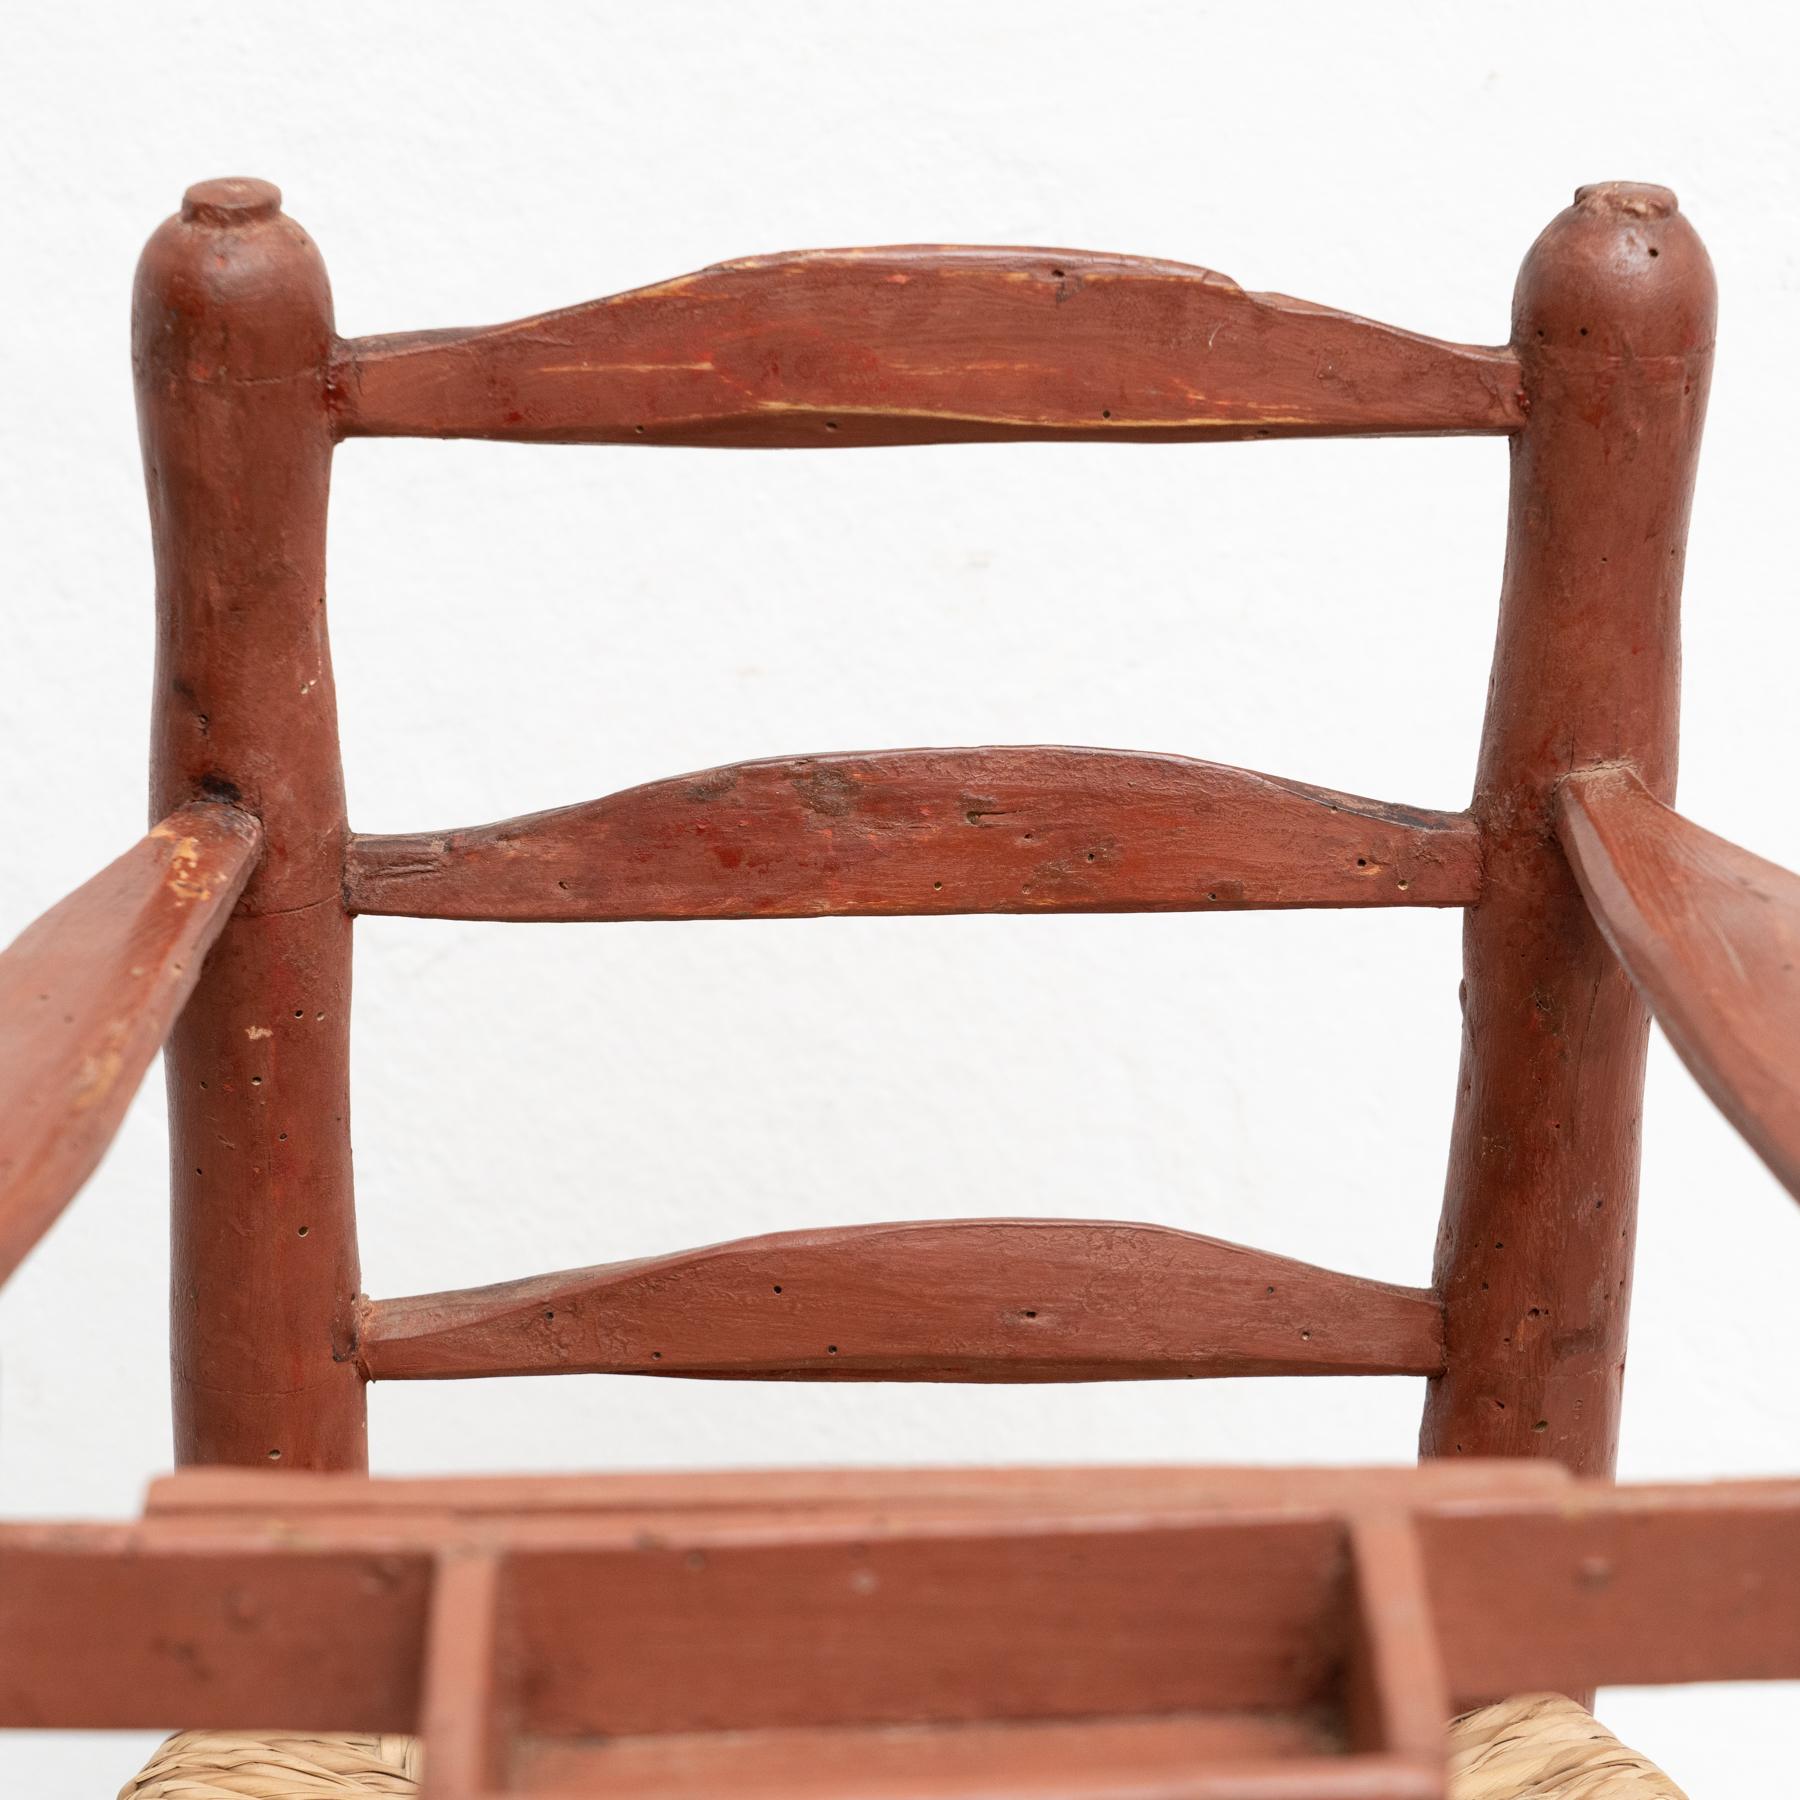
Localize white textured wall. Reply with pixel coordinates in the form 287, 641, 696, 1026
3, 3, 1797, 1790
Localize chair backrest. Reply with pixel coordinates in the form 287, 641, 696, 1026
116, 176, 1726, 1478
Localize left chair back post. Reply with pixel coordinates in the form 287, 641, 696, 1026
136, 177, 365, 1469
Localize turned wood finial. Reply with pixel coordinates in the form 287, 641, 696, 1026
1512, 178, 1715, 360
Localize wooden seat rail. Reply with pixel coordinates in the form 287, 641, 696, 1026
4, 1464, 1797, 1799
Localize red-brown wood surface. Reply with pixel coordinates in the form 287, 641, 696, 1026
137, 178, 366, 1470
355, 1218, 1444, 1383
0, 805, 259, 1283
1421, 184, 1716, 1477
1344, 1514, 1446, 1765
510, 1520, 1349, 1738
142, 1458, 1573, 1521
0, 1525, 436, 1733
1421, 1479, 1800, 1696
1557, 766, 1800, 1202
4, 1466, 1795, 1798
515, 1720, 1413, 1800
346, 748, 1479, 923
421, 1551, 506, 1800
332, 246, 1524, 448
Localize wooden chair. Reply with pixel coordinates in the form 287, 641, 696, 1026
3, 175, 1797, 1797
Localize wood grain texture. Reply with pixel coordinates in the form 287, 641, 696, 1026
144, 1459, 1573, 1522
506, 1519, 1352, 1737
356, 1218, 1445, 1383
332, 246, 1524, 448
1557, 765, 1800, 1201
418, 1552, 505, 1800
1422, 1478, 1800, 1701
512, 1718, 1411, 1800
137, 178, 366, 1470
1421, 183, 1717, 1477
0, 805, 259, 1283
1344, 1515, 1446, 1763
0, 1524, 436, 1733
346, 748, 1480, 922
6, 1469, 1795, 1783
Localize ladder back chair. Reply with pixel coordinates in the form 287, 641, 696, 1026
3, 176, 1798, 1800
116, 175, 1729, 1477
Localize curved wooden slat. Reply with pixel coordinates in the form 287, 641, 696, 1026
0, 804, 262, 1282
331, 246, 1524, 446
346, 747, 1480, 922
1556, 765, 1800, 1202
356, 1218, 1445, 1382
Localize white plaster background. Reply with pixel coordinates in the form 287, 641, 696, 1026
2, 2, 1796, 1789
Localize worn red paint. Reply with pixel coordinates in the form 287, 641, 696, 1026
2, 173, 1796, 1788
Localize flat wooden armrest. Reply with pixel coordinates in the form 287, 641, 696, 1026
0, 803, 260, 1283
1556, 765, 1800, 1202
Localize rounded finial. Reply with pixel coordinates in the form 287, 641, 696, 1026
181, 178, 283, 226
1513, 179, 1713, 360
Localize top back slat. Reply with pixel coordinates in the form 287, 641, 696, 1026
332, 246, 1524, 446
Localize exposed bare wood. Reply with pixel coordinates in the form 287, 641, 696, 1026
0, 804, 260, 1283
332, 246, 1524, 448
143, 1459, 1572, 1522
1557, 764, 1800, 1202
346, 747, 1480, 923
512, 1718, 1412, 1800
356, 1218, 1444, 1383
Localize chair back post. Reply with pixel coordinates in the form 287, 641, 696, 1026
1423, 183, 1717, 1475
136, 179, 365, 1469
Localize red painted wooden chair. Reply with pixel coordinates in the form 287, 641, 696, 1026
2, 176, 1797, 1797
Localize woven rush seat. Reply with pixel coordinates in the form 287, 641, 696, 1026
120, 1734, 419, 1799
1446, 1697, 1687, 1798
122, 1701, 1685, 1800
